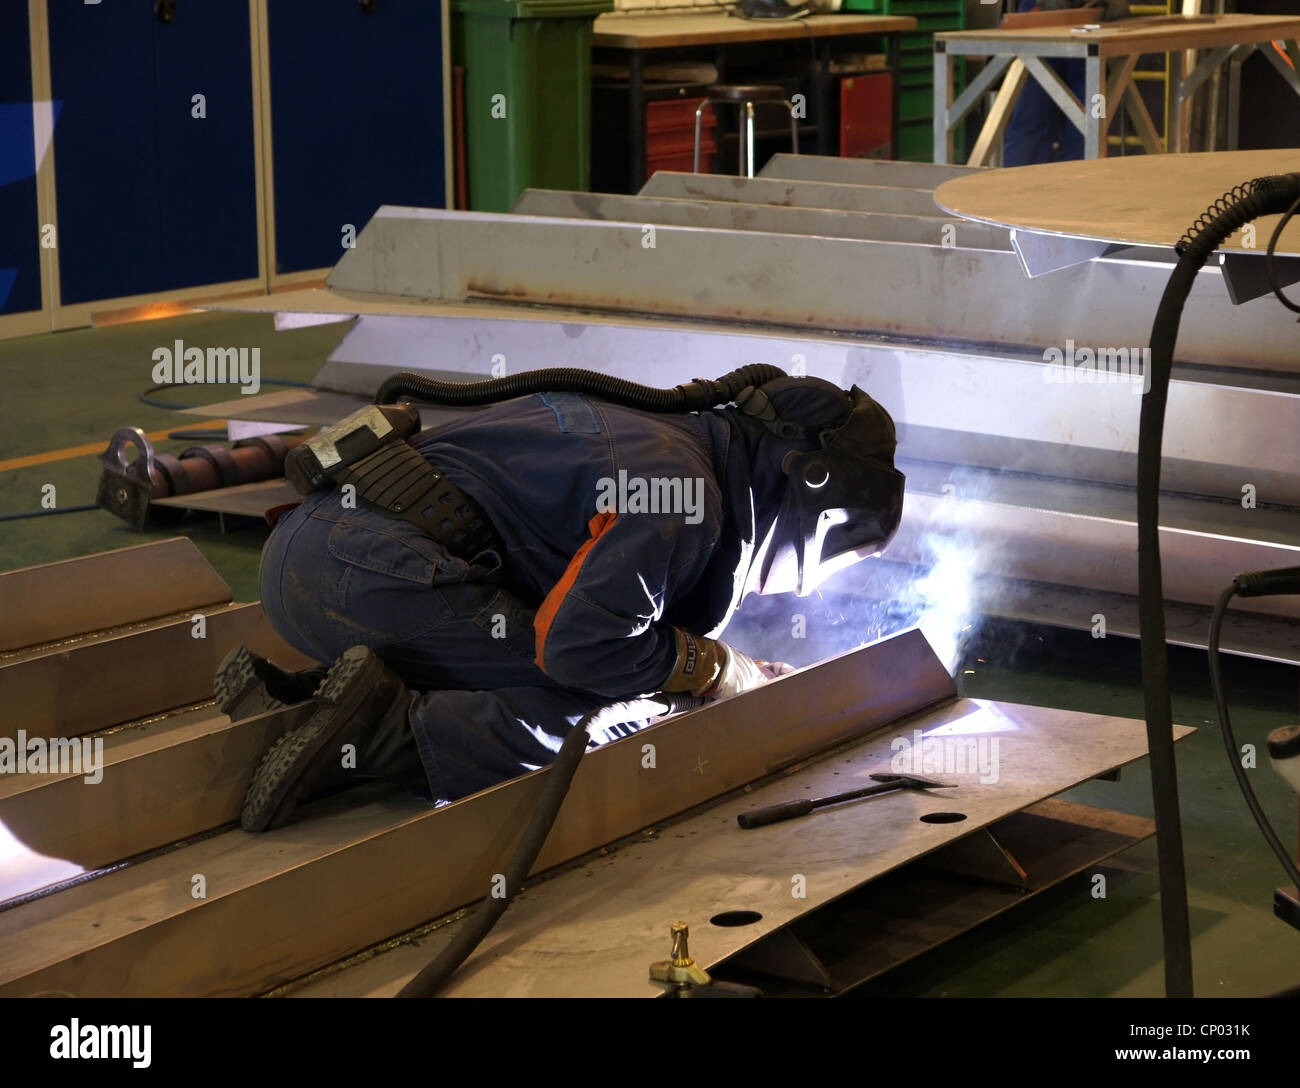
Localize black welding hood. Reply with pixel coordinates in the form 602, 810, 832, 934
734, 376, 905, 597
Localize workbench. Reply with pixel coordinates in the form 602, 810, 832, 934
592, 12, 916, 190
932, 13, 1300, 164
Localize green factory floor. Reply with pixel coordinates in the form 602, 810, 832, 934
3, 311, 1300, 998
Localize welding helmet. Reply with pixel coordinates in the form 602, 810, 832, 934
739, 377, 905, 597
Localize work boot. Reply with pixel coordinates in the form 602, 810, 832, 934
214, 645, 327, 721
240, 645, 419, 832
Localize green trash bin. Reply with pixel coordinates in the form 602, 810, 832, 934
454, 0, 613, 212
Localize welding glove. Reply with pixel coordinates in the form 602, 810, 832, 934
661, 628, 795, 700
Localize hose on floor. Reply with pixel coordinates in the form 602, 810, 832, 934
396, 692, 706, 998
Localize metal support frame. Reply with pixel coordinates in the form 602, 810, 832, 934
933, 26, 1300, 162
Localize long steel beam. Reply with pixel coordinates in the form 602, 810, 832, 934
0, 602, 314, 742
0, 703, 312, 905
283, 700, 1193, 998
0, 539, 231, 653
323, 207, 1300, 371
638, 172, 943, 217
0, 630, 954, 997
758, 153, 980, 188
509, 188, 1013, 251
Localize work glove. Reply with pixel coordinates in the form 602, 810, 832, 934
661, 628, 796, 700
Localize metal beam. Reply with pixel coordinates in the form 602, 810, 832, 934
0, 602, 315, 742
757, 154, 979, 188
283, 703, 1193, 998
510, 188, 1012, 251
0, 539, 231, 654
0, 703, 312, 905
0, 631, 955, 997
321, 207, 1300, 373
638, 172, 941, 217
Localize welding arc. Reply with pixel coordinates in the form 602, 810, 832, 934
1139, 171, 1300, 999
375, 363, 787, 412
396, 693, 705, 998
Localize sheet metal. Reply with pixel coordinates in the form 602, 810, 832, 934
638, 172, 943, 217
0, 602, 314, 742
284, 700, 1193, 998
0, 703, 313, 905
0, 539, 232, 654
757, 152, 979, 189
0, 630, 957, 997
509, 188, 1013, 251
321, 206, 1300, 372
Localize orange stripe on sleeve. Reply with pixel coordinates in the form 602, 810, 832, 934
534, 511, 618, 671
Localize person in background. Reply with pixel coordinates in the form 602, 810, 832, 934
1002, 0, 1131, 166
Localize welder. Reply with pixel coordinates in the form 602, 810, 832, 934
219, 368, 905, 832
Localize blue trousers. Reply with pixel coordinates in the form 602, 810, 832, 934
1002, 1, 1087, 166
259, 494, 645, 803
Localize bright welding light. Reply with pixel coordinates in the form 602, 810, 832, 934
923, 702, 1019, 737
905, 535, 977, 673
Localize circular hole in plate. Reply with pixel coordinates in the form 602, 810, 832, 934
920, 812, 967, 824
710, 910, 764, 927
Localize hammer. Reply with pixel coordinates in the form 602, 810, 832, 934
737, 773, 957, 829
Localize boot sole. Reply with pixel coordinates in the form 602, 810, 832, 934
240, 646, 391, 832
214, 645, 286, 721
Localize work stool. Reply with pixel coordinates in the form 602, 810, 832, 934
693, 84, 799, 178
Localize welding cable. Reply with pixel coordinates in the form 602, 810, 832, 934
137, 377, 309, 412
1141, 171, 1300, 999
1265, 191, 1300, 314
1207, 571, 1300, 893
0, 504, 99, 522
375, 363, 786, 412
396, 693, 706, 998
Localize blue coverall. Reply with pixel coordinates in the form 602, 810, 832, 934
259, 392, 781, 803
1002, 0, 1088, 166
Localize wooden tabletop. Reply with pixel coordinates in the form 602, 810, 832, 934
592, 12, 916, 49
932, 150, 1300, 255
936, 13, 1300, 55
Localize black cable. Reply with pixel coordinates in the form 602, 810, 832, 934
1140, 170, 1300, 999
396, 693, 705, 998
1265, 192, 1300, 314
0, 504, 98, 523
1207, 583, 1300, 892
138, 378, 309, 413
375, 363, 786, 412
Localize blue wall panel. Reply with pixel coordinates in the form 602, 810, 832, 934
48, 0, 258, 306
0, 4, 43, 316
268, 0, 446, 274
153, 3, 260, 292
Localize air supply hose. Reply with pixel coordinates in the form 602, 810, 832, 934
397, 692, 706, 998
1139, 171, 1300, 998
375, 363, 787, 412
